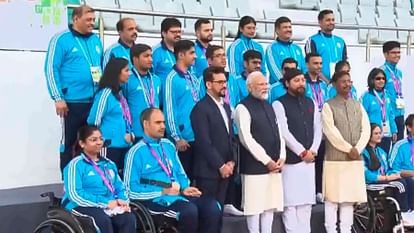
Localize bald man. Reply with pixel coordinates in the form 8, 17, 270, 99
234, 71, 286, 233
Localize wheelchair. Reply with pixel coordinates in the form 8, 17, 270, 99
33, 192, 178, 233
352, 185, 412, 233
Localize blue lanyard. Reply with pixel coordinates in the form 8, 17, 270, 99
75, 37, 94, 66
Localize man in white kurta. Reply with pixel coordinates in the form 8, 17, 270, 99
321, 71, 370, 233
234, 71, 286, 233
272, 68, 322, 233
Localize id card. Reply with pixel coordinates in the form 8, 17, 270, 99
396, 97, 405, 109
329, 62, 336, 77
91, 66, 102, 83
382, 121, 390, 137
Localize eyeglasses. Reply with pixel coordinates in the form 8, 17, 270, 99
211, 80, 227, 85
375, 76, 386, 81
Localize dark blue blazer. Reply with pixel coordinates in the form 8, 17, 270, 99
190, 94, 236, 179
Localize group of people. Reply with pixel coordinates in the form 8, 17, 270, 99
44, 4, 413, 233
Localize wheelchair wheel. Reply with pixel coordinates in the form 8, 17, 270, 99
352, 195, 375, 233
130, 202, 157, 233
33, 218, 76, 233
372, 196, 398, 233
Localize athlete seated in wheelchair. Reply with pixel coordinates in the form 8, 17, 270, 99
124, 108, 222, 233
353, 124, 414, 233
35, 126, 136, 233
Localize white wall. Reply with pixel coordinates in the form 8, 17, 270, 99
1, 33, 414, 189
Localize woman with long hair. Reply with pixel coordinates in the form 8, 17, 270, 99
361, 68, 397, 154
62, 125, 136, 233
87, 58, 133, 176
362, 123, 414, 223
227, 16, 267, 76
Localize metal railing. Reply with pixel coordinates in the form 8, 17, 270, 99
68, 4, 414, 61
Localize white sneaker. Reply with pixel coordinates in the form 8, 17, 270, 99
316, 193, 324, 203
223, 204, 244, 216
401, 212, 414, 226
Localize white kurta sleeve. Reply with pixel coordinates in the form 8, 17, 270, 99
310, 101, 323, 152
355, 104, 371, 153
321, 103, 353, 153
234, 104, 273, 165
272, 101, 305, 156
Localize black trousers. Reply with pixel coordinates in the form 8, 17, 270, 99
395, 115, 405, 141
178, 141, 195, 183
105, 147, 130, 179
315, 140, 326, 194
378, 136, 392, 155
195, 177, 230, 207
60, 103, 92, 174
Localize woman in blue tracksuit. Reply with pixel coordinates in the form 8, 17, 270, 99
88, 58, 133, 176
361, 124, 412, 218
361, 68, 397, 154
327, 60, 357, 100
227, 16, 266, 77
62, 125, 136, 233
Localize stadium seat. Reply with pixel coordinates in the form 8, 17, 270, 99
118, 0, 157, 33
340, 0, 357, 4
263, 9, 307, 41
150, 0, 185, 33
209, 0, 239, 37
375, 6, 398, 43
338, 4, 358, 24
179, 0, 213, 35
395, 0, 412, 8
84, 0, 120, 30
279, 0, 317, 10
394, 7, 414, 43
359, 0, 376, 8
235, 8, 268, 39
376, 0, 395, 7
317, 1, 340, 20
356, 5, 379, 43
395, 7, 412, 19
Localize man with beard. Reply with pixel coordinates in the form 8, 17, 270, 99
191, 66, 236, 208
193, 19, 213, 78
103, 18, 138, 68
305, 10, 347, 82
272, 68, 322, 233
153, 18, 182, 84
321, 71, 370, 233
164, 40, 199, 182
268, 58, 297, 103
234, 50, 263, 103
234, 71, 286, 233
265, 16, 307, 84
122, 44, 161, 141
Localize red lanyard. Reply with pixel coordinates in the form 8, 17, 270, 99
86, 157, 116, 196
144, 140, 175, 181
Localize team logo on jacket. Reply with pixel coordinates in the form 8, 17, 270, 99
145, 164, 152, 169
96, 46, 101, 54
72, 47, 78, 53
337, 42, 341, 48
87, 171, 95, 176
280, 51, 284, 55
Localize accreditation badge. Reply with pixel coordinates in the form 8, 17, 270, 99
329, 62, 336, 77
90, 66, 102, 83
396, 97, 405, 109
382, 121, 390, 137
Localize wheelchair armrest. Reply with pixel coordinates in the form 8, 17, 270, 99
40, 192, 62, 208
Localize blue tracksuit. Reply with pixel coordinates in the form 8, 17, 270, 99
124, 135, 190, 205
193, 40, 209, 78
304, 74, 329, 112
227, 34, 267, 76
62, 153, 128, 210
122, 68, 162, 138
268, 81, 287, 104
87, 88, 130, 148
390, 138, 414, 171
103, 39, 133, 69
305, 31, 347, 80
152, 41, 176, 84
44, 26, 103, 102
234, 72, 250, 103
360, 90, 397, 136
265, 38, 307, 84
164, 65, 200, 142
380, 62, 405, 117
327, 83, 358, 100
198, 72, 239, 111
362, 147, 397, 184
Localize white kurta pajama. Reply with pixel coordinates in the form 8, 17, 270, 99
273, 98, 322, 233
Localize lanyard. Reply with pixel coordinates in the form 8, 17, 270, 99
375, 147, 386, 175
310, 82, 324, 111
119, 94, 132, 133
320, 32, 338, 62
373, 90, 387, 123
86, 157, 116, 196
408, 137, 414, 165
133, 68, 155, 107
166, 50, 175, 65
184, 74, 199, 102
224, 89, 230, 106
75, 37, 93, 66
385, 65, 402, 97
144, 140, 174, 181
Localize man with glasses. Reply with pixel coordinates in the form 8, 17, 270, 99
381, 41, 405, 141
